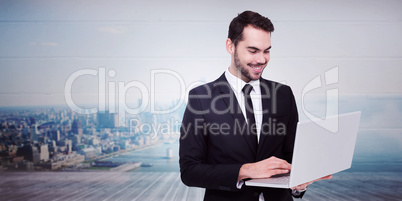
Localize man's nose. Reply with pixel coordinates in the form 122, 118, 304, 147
255, 53, 266, 64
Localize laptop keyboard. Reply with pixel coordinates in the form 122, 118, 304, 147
267, 173, 290, 184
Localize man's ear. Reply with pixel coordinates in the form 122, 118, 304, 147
226, 38, 235, 55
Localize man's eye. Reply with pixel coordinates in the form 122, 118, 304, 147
264, 50, 270, 54
249, 51, 257, 54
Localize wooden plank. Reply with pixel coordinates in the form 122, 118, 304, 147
0, 172, 401, 201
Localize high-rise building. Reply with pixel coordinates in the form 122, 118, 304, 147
97, 111, 118, 129
71, 119, 83, 137
17, 145, 33, 161
33, 144, 49, 163
58, 139, 72, 154
50, 129, 60, 142
30, 124, 39, 142
70, 109, 75, 120
68, 135, 81, 144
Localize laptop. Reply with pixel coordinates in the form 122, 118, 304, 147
245, 111, 361, 188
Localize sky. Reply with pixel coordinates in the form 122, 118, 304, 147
0, 0, 401, 109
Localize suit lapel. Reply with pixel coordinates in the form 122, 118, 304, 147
216, 73, 257, 157
257, 79, 272, 156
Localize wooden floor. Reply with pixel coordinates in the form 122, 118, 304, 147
0, 171, 401, 201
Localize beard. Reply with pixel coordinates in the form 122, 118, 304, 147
234, 49, 267, 81
234, 50, 253, 81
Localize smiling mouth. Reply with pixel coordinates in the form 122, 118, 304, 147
250, 65, 263, 70
249, 64, 265, 70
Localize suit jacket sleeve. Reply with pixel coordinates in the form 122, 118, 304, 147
179, 88, 242, 192
283, 87, 299, 164
284, 87, 305, 199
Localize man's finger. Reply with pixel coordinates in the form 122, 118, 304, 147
314, 175, 332, 182
269, 168, 289, 176
291, 176, 325, 190
271, 158, 291, 169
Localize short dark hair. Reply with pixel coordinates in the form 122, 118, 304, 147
228, 10, 274, 47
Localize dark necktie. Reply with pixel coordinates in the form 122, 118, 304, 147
242, 84, 258, 149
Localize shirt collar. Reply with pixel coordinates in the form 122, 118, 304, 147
225, 68, 260, 94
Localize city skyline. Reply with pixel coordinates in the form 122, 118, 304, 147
0, 103, 182, 171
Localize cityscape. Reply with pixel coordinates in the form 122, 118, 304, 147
0, 96, 401, 200
0, 105, 184, 172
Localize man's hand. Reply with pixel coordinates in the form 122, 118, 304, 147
290, 175, 332, 191
238, 156, 291, 181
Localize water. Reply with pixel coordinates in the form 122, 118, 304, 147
106, 141, 180, 172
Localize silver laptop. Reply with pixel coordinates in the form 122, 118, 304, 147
245, 111, 361, 188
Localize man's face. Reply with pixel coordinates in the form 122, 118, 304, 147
230, 26, 271, 82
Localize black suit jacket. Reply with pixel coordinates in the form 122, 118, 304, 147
179, 73, 299, 201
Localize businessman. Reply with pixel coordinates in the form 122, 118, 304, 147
179, 11, 330, 201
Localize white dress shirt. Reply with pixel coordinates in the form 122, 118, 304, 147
224, 69, 262, 142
